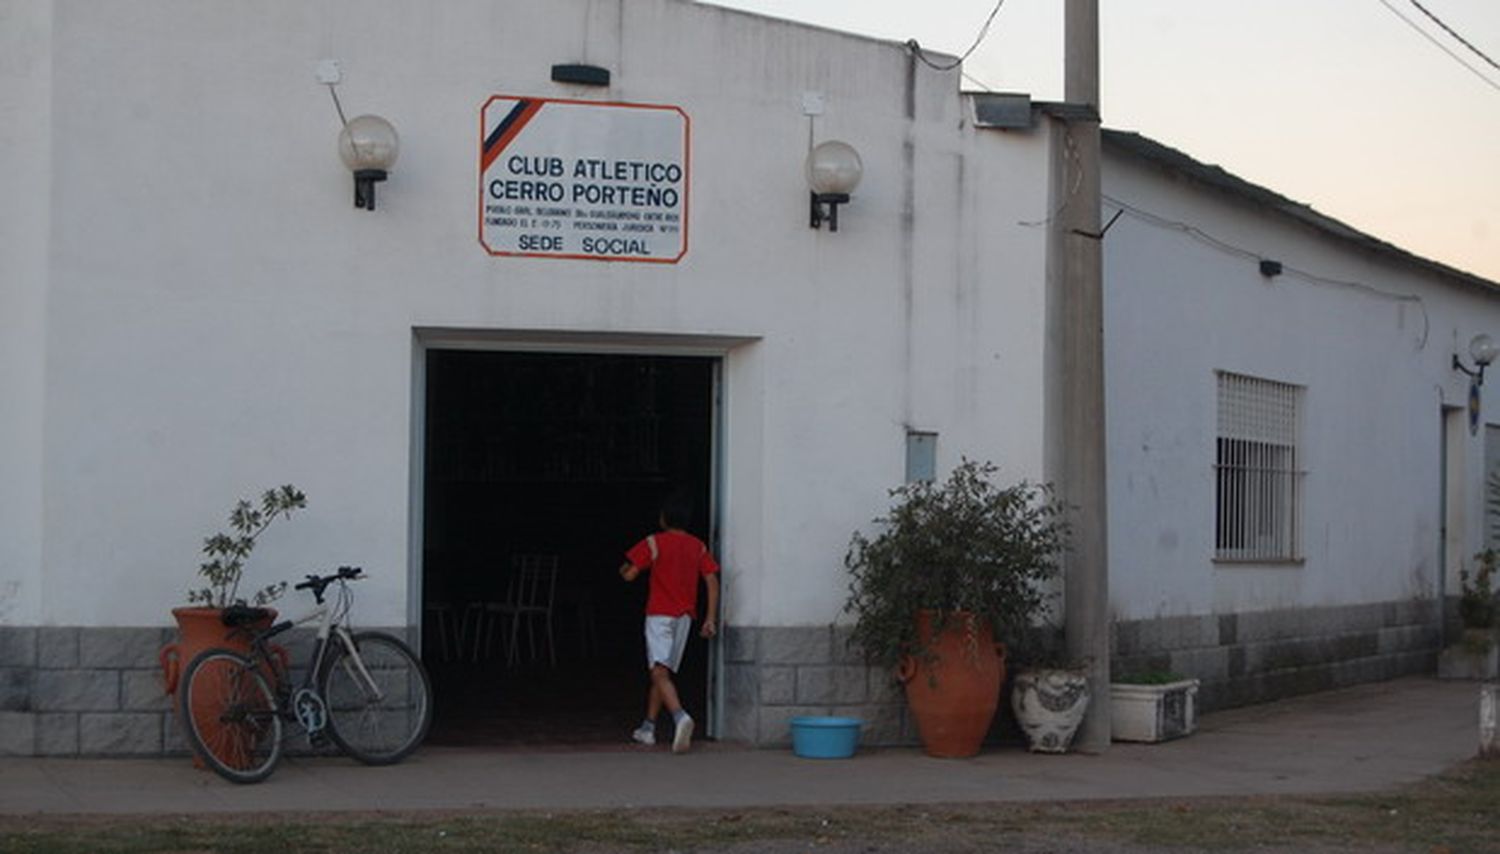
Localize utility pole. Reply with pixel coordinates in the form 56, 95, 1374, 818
1054, 0, 1111, 753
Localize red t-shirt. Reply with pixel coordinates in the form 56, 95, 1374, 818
625, 529, 719, 618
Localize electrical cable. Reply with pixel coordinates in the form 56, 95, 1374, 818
909, 0, 1008, 72
336, 578, 353, 626
1406, 0, 1500, 72
327, 83, 350, 129
1375, 0, 1500, 92
1017, 125, 1086, 228
1100, 192, 1431, 349
961, 70, 997, 92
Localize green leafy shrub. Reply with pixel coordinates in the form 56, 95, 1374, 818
188, 485, 306, 608
1459, 549, 1497, 631
843, 459, 1068, 670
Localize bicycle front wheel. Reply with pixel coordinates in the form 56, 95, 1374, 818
179, 649, 283, 784
320, 632, 433, 765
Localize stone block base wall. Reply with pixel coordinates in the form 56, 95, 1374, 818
2, 602, 1442, 755
0, 624, 410, 757
1, 627, 181, 756
722, 626, 913, 748
1111, 598, 1443, 713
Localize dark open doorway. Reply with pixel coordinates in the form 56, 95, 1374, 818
420, 350, 716, 748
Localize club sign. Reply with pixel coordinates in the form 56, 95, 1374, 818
479, 96, 689, 263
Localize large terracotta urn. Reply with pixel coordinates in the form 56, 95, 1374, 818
159, 607, 273, 696
897, 609, 1006, 758
161, 607, 280, 768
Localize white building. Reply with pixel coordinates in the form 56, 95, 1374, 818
1, 0, 1494, 755
1099, 130, 1499, 707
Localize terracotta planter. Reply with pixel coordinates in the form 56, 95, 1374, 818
161, 606, 280, 768
897, 609, 1006, 758
159, 607, 275, 696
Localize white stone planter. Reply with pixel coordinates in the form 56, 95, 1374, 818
1110, 678, 1199, 743
1011, 668, 1091, 753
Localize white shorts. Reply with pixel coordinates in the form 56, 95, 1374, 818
644, 614, 692, 672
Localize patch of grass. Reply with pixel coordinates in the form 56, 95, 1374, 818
1063, 760, 1500, 852
2, 761, 1496, 854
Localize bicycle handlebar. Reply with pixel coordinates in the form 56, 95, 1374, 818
293, 565, 364, 595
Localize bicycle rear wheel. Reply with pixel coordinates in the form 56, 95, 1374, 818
179, 648, 283, 784
321, 631, 433, 765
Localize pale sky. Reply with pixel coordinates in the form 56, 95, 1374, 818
708, 0, 1500, 283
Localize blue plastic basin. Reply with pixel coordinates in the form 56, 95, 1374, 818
789, 716, 863, 759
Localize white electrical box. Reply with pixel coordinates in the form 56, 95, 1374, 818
315, 59, 343, 85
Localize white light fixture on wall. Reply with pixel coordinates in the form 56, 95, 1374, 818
338, 114, 400, 211
807, 140, 862, 232
1453, 333, 1498, 386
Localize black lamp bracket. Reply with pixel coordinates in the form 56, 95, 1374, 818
810, 192, 850, 232
353, 169, 388, 211
1453, 354, 1487, 386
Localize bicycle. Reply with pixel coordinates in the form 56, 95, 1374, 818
177, 565, 434, 784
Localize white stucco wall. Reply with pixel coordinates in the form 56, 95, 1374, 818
6, 0, 1052, 628
1103, 143, 1500, 621
0, 0, 52, 627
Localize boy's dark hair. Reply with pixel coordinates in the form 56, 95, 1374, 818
660, 493, 694, 530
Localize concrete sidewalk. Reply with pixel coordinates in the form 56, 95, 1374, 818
0, 676, 1488, 815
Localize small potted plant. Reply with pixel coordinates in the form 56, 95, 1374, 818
1009, 630, 1092, 753
1109, 669, 1200, 743
844, 460, 1068, 758
1458, 549, 1497, 637
160, 485, 305, 695
1440, 548, 1499, 679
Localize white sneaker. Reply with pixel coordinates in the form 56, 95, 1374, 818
631, 725, 655, 746
672, 714, 694, 754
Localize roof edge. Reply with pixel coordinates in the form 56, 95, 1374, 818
690, 1, 961, 66
1100, 129, 1497, 294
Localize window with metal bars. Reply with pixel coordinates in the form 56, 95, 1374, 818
1215, 372, 1304, 562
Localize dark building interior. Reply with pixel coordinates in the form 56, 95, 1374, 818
419, 350, 716, 747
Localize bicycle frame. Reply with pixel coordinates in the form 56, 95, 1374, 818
250, 580, 382, 736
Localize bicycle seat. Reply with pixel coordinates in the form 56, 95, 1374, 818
220, 605, 273, 628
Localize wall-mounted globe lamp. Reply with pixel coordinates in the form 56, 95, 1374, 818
338, 114, 400, 211
1453, 333, 1498, 386
807, 140, 862, 232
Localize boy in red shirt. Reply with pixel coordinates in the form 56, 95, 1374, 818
618, 496, 720, 753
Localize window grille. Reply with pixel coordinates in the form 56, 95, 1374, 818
1215, 372, 1304, 562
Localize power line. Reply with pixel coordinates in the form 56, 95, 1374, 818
1375, 0, 1500, 92
961, 70, 997, 92
1100, 192, 1431, 349
909, 0, 1008, 72
1407, 0, 1500, 72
